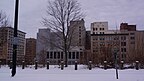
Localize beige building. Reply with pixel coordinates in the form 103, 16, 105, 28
90, 22, 144, 65
91, 22, 108, 34
0, 27, 26, 64
91, 33, 129, 64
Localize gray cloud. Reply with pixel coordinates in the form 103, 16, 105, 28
0, 0, 144, 38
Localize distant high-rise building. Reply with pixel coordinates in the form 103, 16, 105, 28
36, 28, 51, 63
70, 19, 86, 48
25, 38, 36, 65
0, 27, 26, 64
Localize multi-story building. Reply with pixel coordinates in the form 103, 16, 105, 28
36, 28, 51, 63
91, 33, 129, 64
90, 22, 144, 65
91, 22, 108, 34
0, 27, 26, 64
120, 23, 144, 63
70, 19, 86, 48
37, 19, 86, 65
25, 38, 36, 65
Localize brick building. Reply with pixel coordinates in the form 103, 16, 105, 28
25, 38, 36, 65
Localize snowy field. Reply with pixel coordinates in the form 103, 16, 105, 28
0, 65, 144, 81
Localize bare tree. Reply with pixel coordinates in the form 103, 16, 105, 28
0, 10, 10, 53
42, 0, 84, 67
0, 10, 10, 27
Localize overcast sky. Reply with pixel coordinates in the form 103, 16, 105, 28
0, 0, 144, 38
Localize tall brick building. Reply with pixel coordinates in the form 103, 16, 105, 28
25, 38, 36, 65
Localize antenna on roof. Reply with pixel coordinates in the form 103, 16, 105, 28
115, 21, 118, 34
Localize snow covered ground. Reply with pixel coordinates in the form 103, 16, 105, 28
0, 65, 144, 81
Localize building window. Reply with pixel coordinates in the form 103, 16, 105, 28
57, 52, 60, 59
121, 48, 126, 52
50, 52, 53, 59
47, 52, 49, 59
130, 33, 135, 35
100, 32, 104, 34
93, 28, 95, 31
54, 52, 56, 59
121, 36, 126, 40
121, 42, 126, 46
130, 37, 135, 40
69, 52, 71, 59
76, 52, 79, 59
96, 28, 97, 30
99, 37, 105, 40
61, 52, 63, 59
72, 52, 75, 59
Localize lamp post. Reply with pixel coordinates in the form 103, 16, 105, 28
113, 47, 119, 79
12, 0, 19, 77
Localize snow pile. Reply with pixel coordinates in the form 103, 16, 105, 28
0, 65, 144, 81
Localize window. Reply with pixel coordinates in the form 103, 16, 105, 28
96, 28, 97, 30
121, 36, 126, 40
54, 52, 56, 59
100, 32, 104, 34
121, 42, 126, 46
130, 33, 135, 35
47, 52, 49, 58
72, 52, 75, 59
121, 48, 126, 52
100, 28, 104, 30
61, 52, 63, 59
114, 37, 119, 40
130, 37, 135, 40
50, 52, 53, 59
69, 52, 71, 59
93, 28, 95, 31
100, 42, 105, 46
76, 52, 79, 59
57, 52, 60, 59
99, 37, 105, 40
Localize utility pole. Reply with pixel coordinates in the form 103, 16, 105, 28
12, 0, 19, 77
113, 46, 119, 79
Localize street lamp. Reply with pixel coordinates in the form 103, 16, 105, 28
113, 47, 119, 79
11, 0, 19, 77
